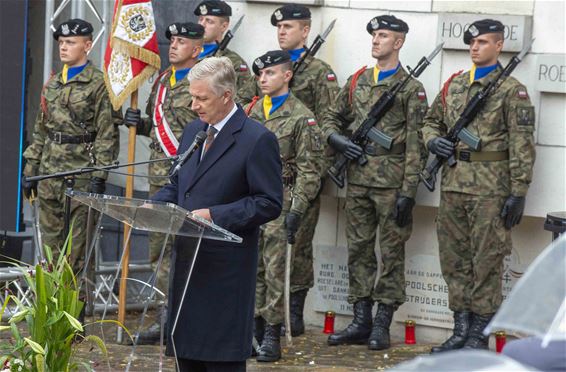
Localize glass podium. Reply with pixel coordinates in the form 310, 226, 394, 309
68, 191, 242, 371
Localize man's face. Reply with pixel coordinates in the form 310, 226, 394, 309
58, 36, 91, 66
277, 20, 309, 50
469, 33, 503, 67
198, 15, 229, 43
258, 64, 292, 97
371, 30, 402, 60
169, 36, 200, 65
190, 79, 232, 124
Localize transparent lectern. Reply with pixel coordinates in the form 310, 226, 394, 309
68, 191, 242, 371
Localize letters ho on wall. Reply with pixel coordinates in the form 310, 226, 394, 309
438, 13, 533, 52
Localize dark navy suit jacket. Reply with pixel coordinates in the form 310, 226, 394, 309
152, 106, 283, 361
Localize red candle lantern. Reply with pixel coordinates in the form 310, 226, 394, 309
405, 320, 416, 344
495, 331, 506, 353
323, 311, 335, 334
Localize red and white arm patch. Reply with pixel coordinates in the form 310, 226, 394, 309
326, 73, 336, 81
239, 64, 249, 72
517, 90, 529, 99
417, 91, 427, 101
307, 118, 317, 126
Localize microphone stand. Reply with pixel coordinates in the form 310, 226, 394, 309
26, 155, 181, 239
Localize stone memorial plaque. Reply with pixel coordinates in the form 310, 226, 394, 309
312, 244, 353, 315
536, 54, 566, 93
438, 13, 532, 52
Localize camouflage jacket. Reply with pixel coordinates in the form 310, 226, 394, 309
291, 54, 340, 122
140, 68, 198, 186
322, 66, 428, 198
201, 47, 256, 106
23, 62, 118, 180
421, 66, 536, 197
246, 93, 323, 215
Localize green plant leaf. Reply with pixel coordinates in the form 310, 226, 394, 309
43, 244, 53, 264
63, 311, 83, 332
0, 325, 10, 331
24, 337, 45, 355
8, 309, 29, 323
36, 353, 45, 372
89, 319, 133, 341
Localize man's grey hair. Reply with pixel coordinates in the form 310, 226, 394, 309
188, 57, 236, 97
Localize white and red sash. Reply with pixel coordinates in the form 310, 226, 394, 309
152, 80, 179, 156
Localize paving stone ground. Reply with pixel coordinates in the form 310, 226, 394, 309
2, 310, 432, 371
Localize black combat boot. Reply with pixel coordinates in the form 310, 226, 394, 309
128, 308, 168, 345
290, 289, 308, 336
463, 313, 493, 349
327, 299, 373, 346
431, 311, 471, 353
257, 323, 282, 362
368, 303, 395, 350
251, 316, 265, 357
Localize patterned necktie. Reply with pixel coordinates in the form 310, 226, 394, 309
203, 125, 218, 155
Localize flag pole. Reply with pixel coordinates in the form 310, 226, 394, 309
117, 89, 138, 342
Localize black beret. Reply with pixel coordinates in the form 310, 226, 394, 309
464, 19, 505, 45
270, 4, 311, 26
252, 50, 291, 76
53, 18, 94, 40
165, 22, 205, 40
194, 1, 232, 17
366, 15, 409, 34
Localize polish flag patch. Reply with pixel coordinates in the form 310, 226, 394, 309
326, 73, 336, 81
239, 64, 248, 72
517, 90, 529, 99
417, 91, 427, 101
307, 118, 317, 126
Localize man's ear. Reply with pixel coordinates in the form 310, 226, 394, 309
84, 39, 93, 54
284, 69, 293, 83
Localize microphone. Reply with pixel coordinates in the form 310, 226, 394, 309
170, 131, 207, 176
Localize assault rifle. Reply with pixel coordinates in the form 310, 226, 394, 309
214, 15, 244, 55
419, 38, 534, 192
327, 42, 444, 188
292, 19, 336, 75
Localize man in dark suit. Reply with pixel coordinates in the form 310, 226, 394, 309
152, 56, 283, 372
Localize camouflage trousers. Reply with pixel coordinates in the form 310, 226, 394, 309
345, 185, 411, 308
148, 184, 172, 298
38, 177, 90, 273
255, 211, 288, 325
437, 191, 511, 315
290, 196, 320, 293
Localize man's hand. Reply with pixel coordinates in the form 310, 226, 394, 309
285, 212, 301, 245
89, 177, 106, 194
124, 108, 141, 128
500, 195, 525, 230
192, 208, 212, 222
393, 196, 415, 228
22, 176, 38, 199
428, 137, 455, 158
328, 133, 363, 160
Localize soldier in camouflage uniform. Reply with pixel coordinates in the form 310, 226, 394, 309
22, 19, 118, 273
322, 15, 428, 350
422, 19, 536, 352
245, 50, 323, 362
195, 0, 255, 105
270, 4, 340, 336
123, 22, 203, 344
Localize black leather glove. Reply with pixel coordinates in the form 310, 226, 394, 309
428, 137, 455, 158
393, 196, 415, 228
22, 176, 38, 199
124, 107, 141, 128
328, 133, 363, 160
500, 195, 525, 230
89, 177, 106, 194
285, 212, 301, 245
